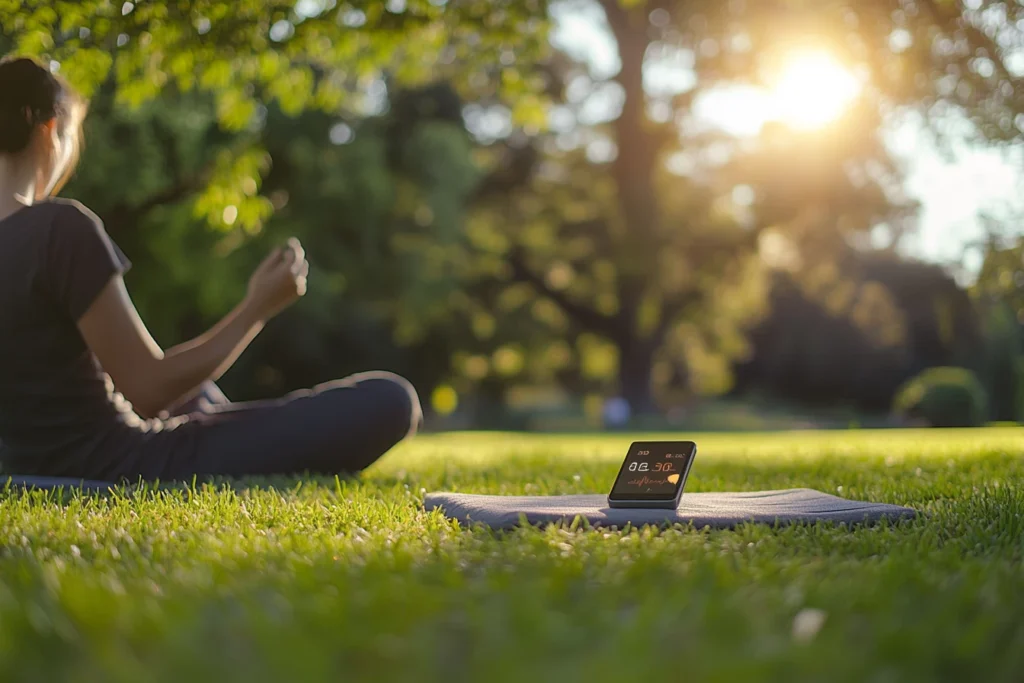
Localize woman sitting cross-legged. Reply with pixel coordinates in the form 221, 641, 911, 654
0, 56, 421, 482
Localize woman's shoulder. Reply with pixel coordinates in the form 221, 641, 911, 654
38, 198, 129, 271
40, 198, 104, 229
8, 198, 103, 237
24, 199, 112, 251
0, 198, 99, 233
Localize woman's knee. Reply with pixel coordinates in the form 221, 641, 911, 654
352, 372, 422, 442
310, 371, 421, 445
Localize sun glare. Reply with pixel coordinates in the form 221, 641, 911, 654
767, 49, 861, 130
696, 48, 862, 136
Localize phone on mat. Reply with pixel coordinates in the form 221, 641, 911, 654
607, 441, 697, 509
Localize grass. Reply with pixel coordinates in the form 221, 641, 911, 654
1, 427, 1023, 683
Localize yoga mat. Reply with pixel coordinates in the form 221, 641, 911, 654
423, 488, 917, 530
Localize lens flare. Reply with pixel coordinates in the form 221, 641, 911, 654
767, 49, 861, 130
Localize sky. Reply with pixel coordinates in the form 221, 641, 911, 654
549, 2, 1024, 279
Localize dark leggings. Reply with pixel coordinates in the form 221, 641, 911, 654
132, 371, 421, 481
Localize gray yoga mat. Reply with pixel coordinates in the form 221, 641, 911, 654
423, 488, 917, 530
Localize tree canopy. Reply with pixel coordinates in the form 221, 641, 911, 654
3, 0, 550, 232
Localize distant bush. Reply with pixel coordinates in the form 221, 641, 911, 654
893, 367, 989, 428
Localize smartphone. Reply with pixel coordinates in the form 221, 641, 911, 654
607, 441, 697, 509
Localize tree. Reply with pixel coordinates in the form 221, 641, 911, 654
733, 250, 983, 412
455, 0, 1024, 413
973, 231, 1024, 324
972, 230, 1024, 421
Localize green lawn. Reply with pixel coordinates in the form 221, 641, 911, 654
2, 428, 1023, 683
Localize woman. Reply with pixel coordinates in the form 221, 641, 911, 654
0, 56, 421, 482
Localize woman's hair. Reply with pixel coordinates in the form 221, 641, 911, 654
0, 55, 87, 195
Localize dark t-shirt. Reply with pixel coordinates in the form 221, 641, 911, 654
0, 199, 138, 474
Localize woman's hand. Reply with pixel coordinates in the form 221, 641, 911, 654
244, 237, 309, 323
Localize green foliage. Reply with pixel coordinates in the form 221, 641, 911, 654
980, 304, 1024, 422
973, 235, 1023, 422
1, 429, 1024, 681
255, 99, 480, 319
3, 0, 550, 234
1017, 357, 1024, 423
893, 367, 989, 428
736, 255, 984, 413
4, 0, 552, 109
973, 234, 1024, 325
192, 146, 274, 233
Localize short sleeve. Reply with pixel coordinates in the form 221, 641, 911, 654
44, 202, 131, 321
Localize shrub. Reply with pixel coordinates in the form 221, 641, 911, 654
892, 367, 989, 428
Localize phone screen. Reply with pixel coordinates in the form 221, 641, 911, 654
608, 441, 696, 501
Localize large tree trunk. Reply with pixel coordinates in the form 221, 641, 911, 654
502, 3, 691, 414
601, 0, 671, 416
601, 0, 660, 242
617, 334, 659, 416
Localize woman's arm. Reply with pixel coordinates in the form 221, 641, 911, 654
78, 278, 264, 418
77, 240, 308, 419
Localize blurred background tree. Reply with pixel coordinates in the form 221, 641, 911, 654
2, 0, 1022, 427
450, 0, 1023, 417
971, 226, 1024, 421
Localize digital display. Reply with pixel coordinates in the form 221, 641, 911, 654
608, 441, 696, 501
